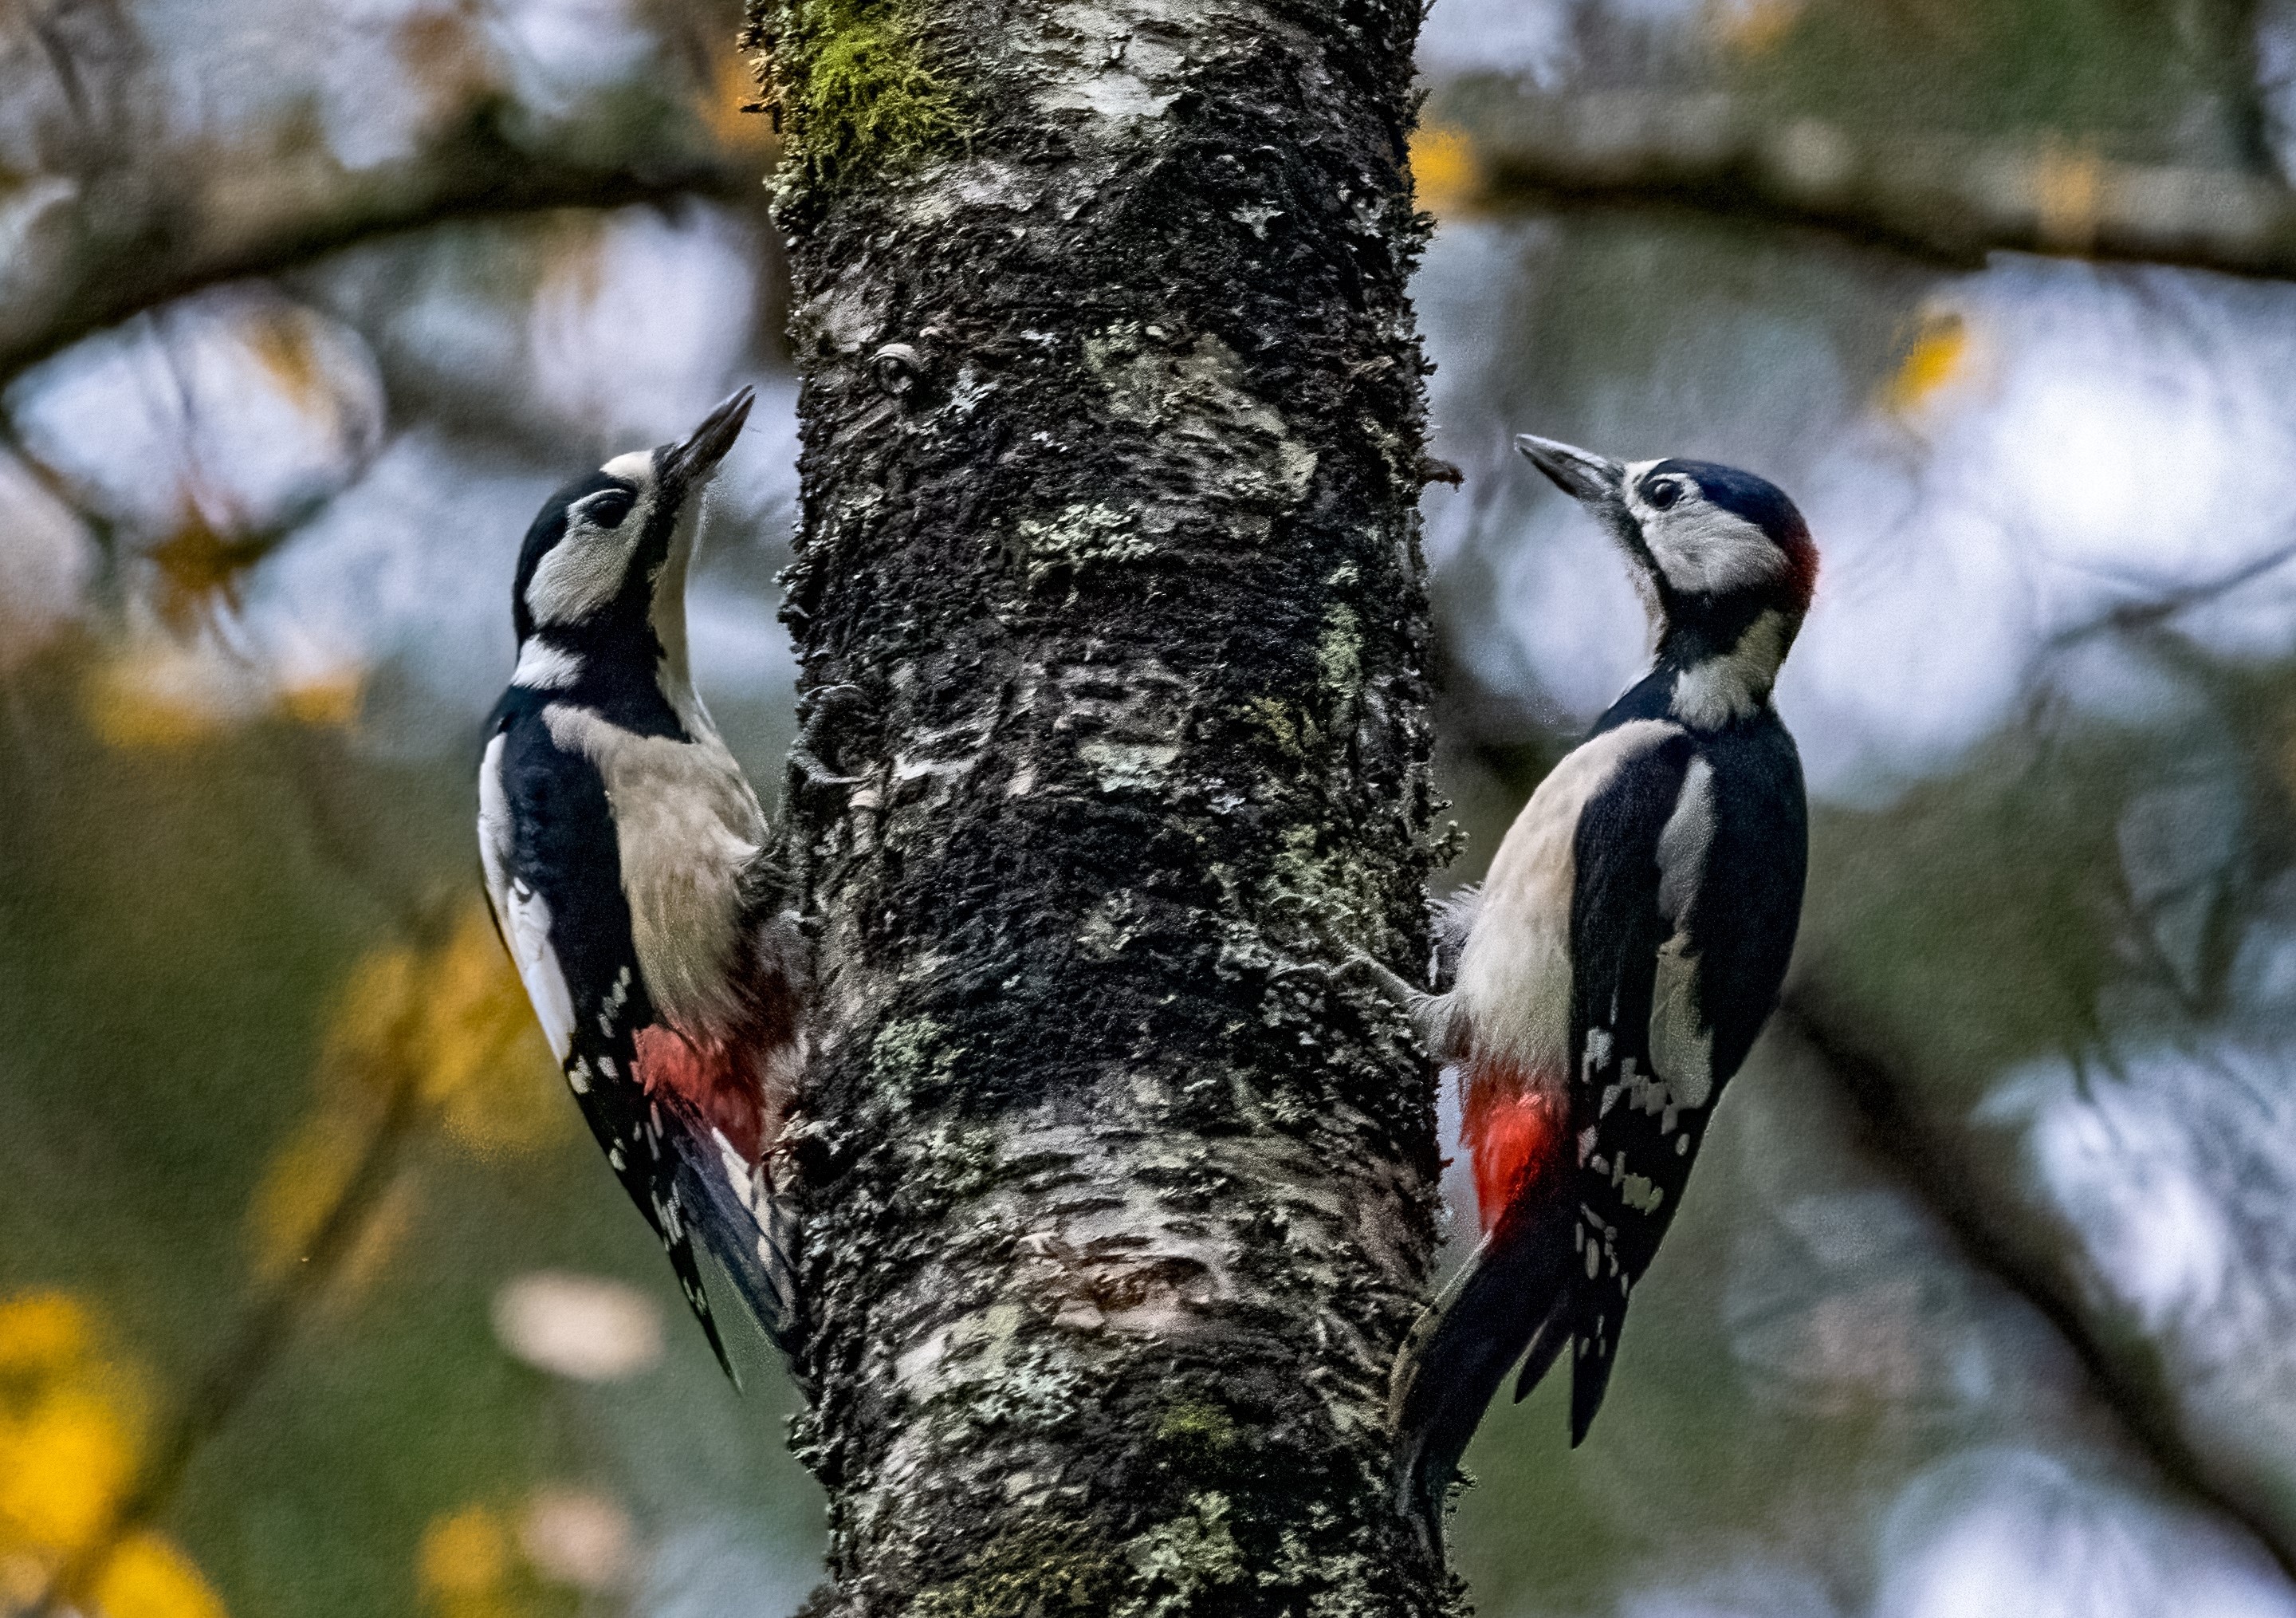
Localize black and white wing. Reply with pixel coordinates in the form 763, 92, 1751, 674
478, 712, 743, 1382
1558, 718, 1805, 1441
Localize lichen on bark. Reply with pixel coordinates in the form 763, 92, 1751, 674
747, 1, 1455, 1612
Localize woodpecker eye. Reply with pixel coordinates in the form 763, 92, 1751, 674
1644, 478, 1683, 511
576, 490, 635, 529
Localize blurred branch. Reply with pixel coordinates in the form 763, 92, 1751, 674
1431, 79, 2296, 280
2046, 533, 2296, 648
0, 100, 753, 386
29, 960, 441, 1618
1771, 990, 2296, 1582
24, 707, 458, 1614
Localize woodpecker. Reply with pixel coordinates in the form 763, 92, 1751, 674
477, 388, 804, 1379
1390, 435, 1814, 1516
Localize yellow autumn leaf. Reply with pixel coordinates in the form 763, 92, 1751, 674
0, 1295, 226, 1618
701, 47, 775, 156
1885, 308, 1975, 415
423, 908, 566, 1153
0, 1387, 135, 1551
274, 666, 364, 729
0, 1293, 147, 1559
243, 1109, 415, 1291
242, 308, 333, 418
326, 906, 568, 1155
145, 507, 277, 638
1409, 124, 1480, 218
419, 1506, 511, 1597
0, 1293, 92, 1372
83, 640, 250, 750
90, 1533, 229, 1618
2034, 140, 2104, 252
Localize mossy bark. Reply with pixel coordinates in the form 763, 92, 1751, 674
746, 2, 1452, 1612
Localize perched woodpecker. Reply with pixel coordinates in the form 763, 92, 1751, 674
1391, 435, 1814, 1514
477, 388, 804, 1378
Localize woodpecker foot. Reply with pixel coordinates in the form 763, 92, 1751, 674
1339, 948, 1423, 1013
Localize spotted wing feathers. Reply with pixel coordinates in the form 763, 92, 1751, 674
569, 990, 745, 1384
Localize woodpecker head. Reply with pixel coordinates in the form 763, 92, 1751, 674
1516, 435, 1818, 723
509, 388, 754, 676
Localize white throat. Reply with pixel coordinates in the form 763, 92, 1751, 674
651, 499, 703, 691
1667, 609, 1791, 729
513, 637, 582, 690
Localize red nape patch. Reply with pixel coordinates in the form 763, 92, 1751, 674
1785, 530, 1820, 613
632, 1026, 765, 1159
1460, 1062, 1563, 1232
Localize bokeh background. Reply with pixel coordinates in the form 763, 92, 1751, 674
5, 1, 2296, 1614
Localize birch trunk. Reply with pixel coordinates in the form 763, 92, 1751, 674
747, 3, 1452, 1610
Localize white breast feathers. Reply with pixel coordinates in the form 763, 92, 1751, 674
1433, 718, 1683, 1094
543, 705, 767, 1041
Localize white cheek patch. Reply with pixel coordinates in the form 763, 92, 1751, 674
1641, 502, 1787, 597
524, 478, 658, 628
527, 521, 641, 627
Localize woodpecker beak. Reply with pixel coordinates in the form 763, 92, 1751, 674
1514, 434, 1626, 507
661, 387, 756, 489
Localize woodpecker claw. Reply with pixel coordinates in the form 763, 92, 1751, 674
1340, 948, 1422, 1013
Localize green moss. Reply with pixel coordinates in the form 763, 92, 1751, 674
766, 0, 966, 194
1271, 824, 1382, 943
1153, 1398, 1241, 1470
1240, 695, 1309, 758
910, 1522, 1124, 1618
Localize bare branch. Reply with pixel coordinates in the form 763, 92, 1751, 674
1432, 80, 2296, 281
0, 100, 751, 386
2043, 533, 2296, 649
1771, 990, 2296, 1582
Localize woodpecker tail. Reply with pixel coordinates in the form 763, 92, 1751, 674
1390, 1172, 1576, 1536
672, 1135, 802, 1360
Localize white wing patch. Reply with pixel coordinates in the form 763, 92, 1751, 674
479, 731, 576, 1063
1649, 756, 1716, 1110
512, 638, 583, 690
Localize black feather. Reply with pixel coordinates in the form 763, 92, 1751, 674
1391, 1174, 1573, 1532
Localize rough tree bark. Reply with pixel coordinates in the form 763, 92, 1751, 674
745, 2, 1453, 1612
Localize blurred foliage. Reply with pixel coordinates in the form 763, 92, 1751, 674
0, 1293, 225, 1618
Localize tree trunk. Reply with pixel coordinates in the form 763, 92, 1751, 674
747, 2, 1449, 1611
